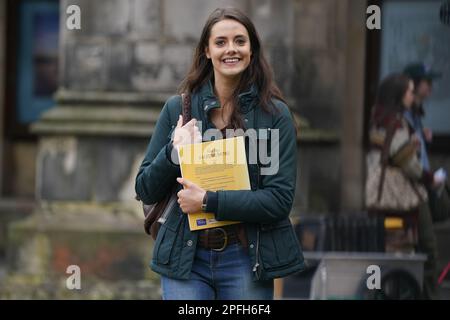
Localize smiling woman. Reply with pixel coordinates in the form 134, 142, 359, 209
135, 7, 304, 301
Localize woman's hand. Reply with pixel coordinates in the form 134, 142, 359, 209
172, 115, 202, 150
432, 168, 447, 190
176, 178, 206, 214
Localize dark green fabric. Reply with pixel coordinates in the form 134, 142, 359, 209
428, 185, 450, 223
135, 81, 305, 281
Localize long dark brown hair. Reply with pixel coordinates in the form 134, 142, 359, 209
371, 73, 411, 128
178, 8, 286, 128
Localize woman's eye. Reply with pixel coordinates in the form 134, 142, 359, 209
236, 39, 246, 45
215, 40, 225, 46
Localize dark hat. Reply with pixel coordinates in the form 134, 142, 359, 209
403, 62, 442, 81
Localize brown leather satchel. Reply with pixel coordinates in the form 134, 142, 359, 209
137, 93, 191, 240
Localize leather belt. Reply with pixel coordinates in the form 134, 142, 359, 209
197, 225, 240, 251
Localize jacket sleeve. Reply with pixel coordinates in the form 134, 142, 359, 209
135, 96, 181, 205
207, 101, 298, 224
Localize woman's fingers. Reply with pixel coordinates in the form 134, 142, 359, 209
182, 118, 197, 128
194, 131, 202, 143
176, 115, 183, 127
173, 117, 202, 148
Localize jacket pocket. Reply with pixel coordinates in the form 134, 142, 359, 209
259, 219, 301, 270
153, 207, 183, 265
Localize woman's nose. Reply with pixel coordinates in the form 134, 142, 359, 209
226, 43, 237, 54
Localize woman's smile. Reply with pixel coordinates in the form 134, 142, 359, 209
222, 57, 241, 66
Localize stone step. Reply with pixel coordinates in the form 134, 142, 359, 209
2, 203, 160, 299
0, 198, 36, 257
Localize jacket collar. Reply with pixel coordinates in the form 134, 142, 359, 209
198, 79, 258, 115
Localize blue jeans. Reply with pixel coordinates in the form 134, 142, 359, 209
161, 243, 274, 300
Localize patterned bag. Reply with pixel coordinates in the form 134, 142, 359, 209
366, 117, 427, 212
366, 164, 428, 211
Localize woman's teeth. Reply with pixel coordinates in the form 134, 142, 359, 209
223, 58, 239, 63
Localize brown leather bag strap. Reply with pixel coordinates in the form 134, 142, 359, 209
181, 93, 192, 125
407, 176, 425, 203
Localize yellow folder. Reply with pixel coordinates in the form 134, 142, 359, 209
177, 136, 250, 231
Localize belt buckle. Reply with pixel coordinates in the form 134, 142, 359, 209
212, 228, 228, 252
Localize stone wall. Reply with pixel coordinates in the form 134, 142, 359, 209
61, 0, 295, 95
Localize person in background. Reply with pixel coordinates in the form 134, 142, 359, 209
366, 73, 443, 299
402, 63, 442, 171
403, 62, 443, 299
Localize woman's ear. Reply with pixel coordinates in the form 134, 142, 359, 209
205, 46, 211, 59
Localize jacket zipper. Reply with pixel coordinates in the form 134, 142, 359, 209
252, 227, 261, 279
251, 105, 262, 280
